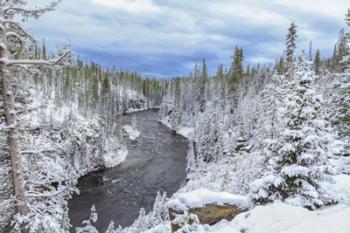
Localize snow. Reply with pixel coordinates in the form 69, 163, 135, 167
159, 117, 194, 139
103, 144, 128, 168
167, 189, 252, 211
207, 202, 350, 233
177, 127, 194, 139
326, 174, 350, 204
143, 223, 171, 233
123, 125, 141, 141
206, 174, 350, 233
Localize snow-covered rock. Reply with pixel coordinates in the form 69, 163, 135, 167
168, 189, 252, 212
123, 125, 141, 141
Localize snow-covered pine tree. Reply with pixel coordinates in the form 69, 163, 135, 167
186, 141, 198, 177
286, 22, 297, 77
328, 10, 350, 142
105, 221, 116, 233
149, 192, 168, 227
276, 57, 285, 75
128, 208, 147, 233
314, 49, 321, 75
215, 64, 226, 114
194, 112, 219, 163
169, 77, 182, 130
227, 46, 244, 114
198, 59, 207, 113
250, 57, 337, 210
254, 73, 285, 152
75, 205, 99, 233
345, 11, 350, 66
329, 71, 350, 142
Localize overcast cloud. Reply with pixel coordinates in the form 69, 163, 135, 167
27, 0, 349, 77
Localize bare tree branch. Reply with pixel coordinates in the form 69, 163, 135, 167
7, 50, 70, 66
4, 1, 61, 19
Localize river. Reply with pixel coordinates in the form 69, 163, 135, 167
68, 110, 188, 232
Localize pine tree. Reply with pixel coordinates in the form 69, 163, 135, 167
250, 58, 336, 210
215, 64, 226, 112
199, 59, 207, 113
344, 10, 350, 67
334, 29, 349, 71
329, 71, 350, 141
75, 205, 99, 233
276, 57, 285, 75
314, 49, 321, 75
227, 46, 244, 113
41, 39, 47, 60
308, 41, 313, 61
130, 208, 147, 232
105, 221, 116, 233
102, 73, 110, 96
170, 78, 182, 129
286, 22, 298, 76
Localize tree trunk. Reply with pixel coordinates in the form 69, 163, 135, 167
0, 21, 28, 232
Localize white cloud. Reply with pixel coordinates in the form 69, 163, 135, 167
274, 0, 349, 21
210, 3, 288, 27
91, 0, 160, 13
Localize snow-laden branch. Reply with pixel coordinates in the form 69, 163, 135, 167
7, 50, 70, 66
4, 20, 35, 41
26, 187, 67, 198
3, 0, 61, 19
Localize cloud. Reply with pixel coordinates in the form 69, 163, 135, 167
91, 0, 160, 13
25, 0, 349, 77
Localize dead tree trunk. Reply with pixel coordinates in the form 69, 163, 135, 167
0, 21, 28, 231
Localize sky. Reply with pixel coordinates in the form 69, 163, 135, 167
27, 0, 350, 77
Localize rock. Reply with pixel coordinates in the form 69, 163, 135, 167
168, 189, 252, 233
169, 203, 247, 232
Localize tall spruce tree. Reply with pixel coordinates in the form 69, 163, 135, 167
216, 64, 226, 113
227, 46, 244, 114
276, 57, 285, 75
250, 58, 336, 210
314, 49, 321, 75
286, 22, 298, 76
199, 59, 207, 113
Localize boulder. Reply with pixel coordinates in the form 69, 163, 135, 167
169, 203, 247, 232
167, 189, 251, 232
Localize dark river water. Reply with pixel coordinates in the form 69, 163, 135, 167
68, 110, 188, 232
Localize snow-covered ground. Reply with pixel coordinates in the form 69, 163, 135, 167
139, 173, 350, 233
199, 157, 350, 233
159, 116, 194, 140
208, 203, 350, 233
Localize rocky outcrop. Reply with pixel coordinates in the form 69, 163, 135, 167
169, 203, 247, 232
167, 189, 252, 232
